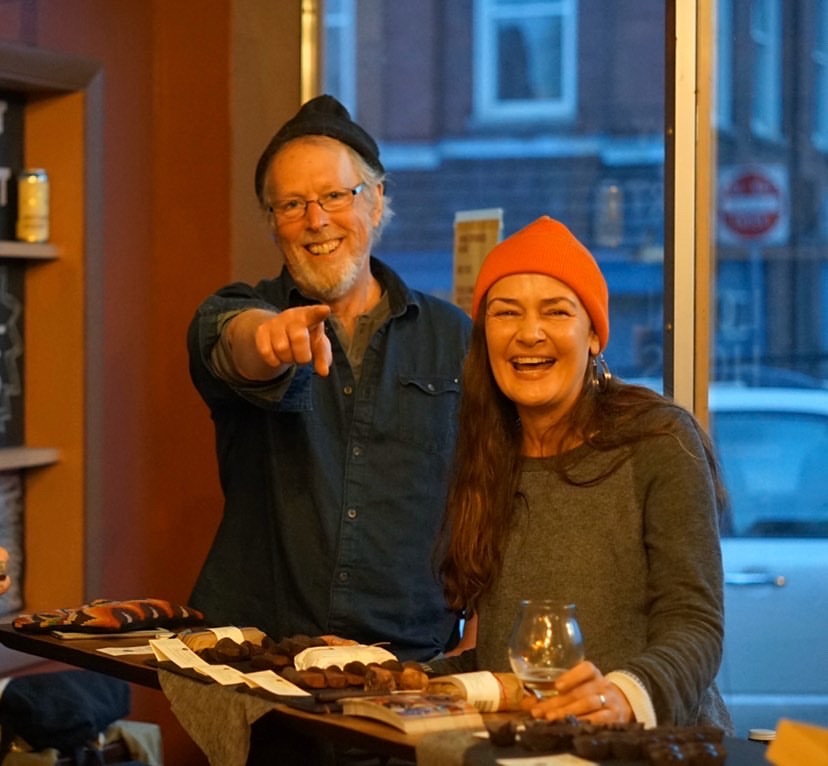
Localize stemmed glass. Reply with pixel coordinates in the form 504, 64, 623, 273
508, 600, 585, 700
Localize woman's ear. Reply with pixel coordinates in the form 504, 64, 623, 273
589, 331, 601, 357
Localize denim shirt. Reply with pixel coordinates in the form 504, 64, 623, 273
187, 259, 471, 661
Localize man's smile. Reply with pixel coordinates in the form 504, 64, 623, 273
306, 238, 342, 255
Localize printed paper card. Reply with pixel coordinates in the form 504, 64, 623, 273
149, 636, 210, 669
243, 669, 312, 697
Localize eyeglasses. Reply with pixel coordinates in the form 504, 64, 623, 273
269, 184, 365, 222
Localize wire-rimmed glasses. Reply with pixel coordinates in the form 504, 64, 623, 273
269, 183, 365, 222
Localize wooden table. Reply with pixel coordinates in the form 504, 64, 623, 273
0, 622, 162, 688
0, 623, 422, 762
0, 625, 770, 765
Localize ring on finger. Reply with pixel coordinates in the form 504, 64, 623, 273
598, 693, 607, 709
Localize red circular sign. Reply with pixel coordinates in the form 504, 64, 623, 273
720, 170, 782, 239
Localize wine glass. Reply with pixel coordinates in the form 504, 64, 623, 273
508, 600, 585, 700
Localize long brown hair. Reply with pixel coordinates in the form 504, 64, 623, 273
437, 308, 728, 615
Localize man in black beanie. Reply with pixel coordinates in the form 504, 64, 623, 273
186, 95, 471, 762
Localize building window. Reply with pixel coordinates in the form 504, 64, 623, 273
750, 0, 782, 140
323, 0, 356, 112
813, 0, 828, 151
716, 0, 733, 131
473, 0, 577, 123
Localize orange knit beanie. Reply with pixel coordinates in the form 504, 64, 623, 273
471, 216, 610, 350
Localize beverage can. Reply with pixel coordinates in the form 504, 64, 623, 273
16, 168, 50, 243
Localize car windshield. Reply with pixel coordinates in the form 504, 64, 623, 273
713, 411, 828, 538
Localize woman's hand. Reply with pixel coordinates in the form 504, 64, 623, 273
523, 660, 634, 724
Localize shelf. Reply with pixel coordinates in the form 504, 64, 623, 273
0, 241, 59, 260
0, 447, 60, 471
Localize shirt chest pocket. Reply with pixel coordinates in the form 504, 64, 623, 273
391, 374, 462, 453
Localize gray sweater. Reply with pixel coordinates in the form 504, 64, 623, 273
473, 410, 733, 731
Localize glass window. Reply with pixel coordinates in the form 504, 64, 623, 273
713, 0, 828, 487
712, 1, 828, 733
322, 1, 665, 382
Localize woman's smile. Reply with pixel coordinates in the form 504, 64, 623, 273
510, 355, 556, 372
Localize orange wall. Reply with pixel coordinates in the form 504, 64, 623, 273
0, 2, 259, 762
1, 0, 232, 601
23, 91, 88, 611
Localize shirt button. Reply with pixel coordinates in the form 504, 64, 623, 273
352, 446, 362, 457
346, 508, 358, 520
338, 571, 349, 583
343, 385, 353, 395
427, 383, 435, 392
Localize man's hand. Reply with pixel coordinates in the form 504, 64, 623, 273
253, 305, 333, 376
228, 305, 333, 379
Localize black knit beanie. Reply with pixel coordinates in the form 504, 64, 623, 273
254, 94, 384, 203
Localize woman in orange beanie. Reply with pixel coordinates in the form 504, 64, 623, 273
436, 216, 732, 732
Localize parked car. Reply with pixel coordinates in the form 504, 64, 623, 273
710, 385, 828, 735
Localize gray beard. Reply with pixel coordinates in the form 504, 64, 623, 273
288, 255, 365, 303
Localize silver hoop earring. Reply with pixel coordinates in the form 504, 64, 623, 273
591, 354, 612, 392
